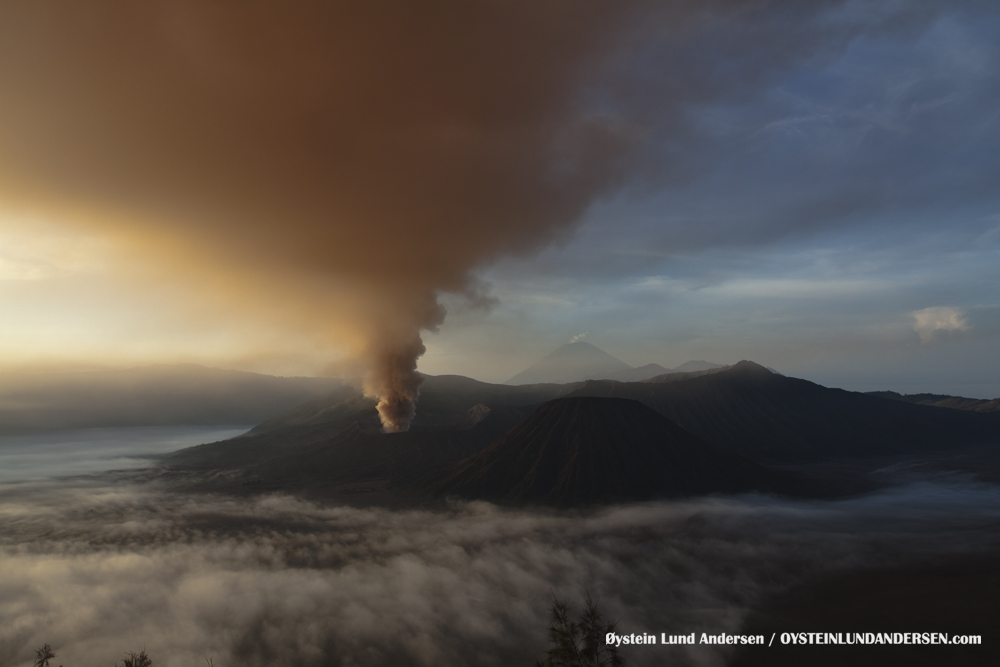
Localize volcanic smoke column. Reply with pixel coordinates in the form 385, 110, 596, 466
363, 333, 427, 433
0, 1, 649, 436
0, 2, 911, 434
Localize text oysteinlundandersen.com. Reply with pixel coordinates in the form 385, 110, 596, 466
605, 632, 983, 647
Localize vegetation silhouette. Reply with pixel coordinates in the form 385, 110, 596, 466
32, 645, 153, 667
116, 650, 152, 667
537, 595, 625, 667
33, 644, 56, 667
32, 602, 626, 667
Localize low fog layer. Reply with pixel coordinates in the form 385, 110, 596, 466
2, 474, 999, 667
0, 426, 249, 483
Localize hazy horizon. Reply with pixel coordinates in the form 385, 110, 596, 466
4, 346, 996, 401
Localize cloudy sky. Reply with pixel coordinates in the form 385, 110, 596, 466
1, 1, 998, 400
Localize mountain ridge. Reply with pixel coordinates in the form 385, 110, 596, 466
568, 361, 1000, 461
164, 360, 1000, 505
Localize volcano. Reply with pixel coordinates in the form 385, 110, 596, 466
427, 396, 782, 505
505, 342, 632, 385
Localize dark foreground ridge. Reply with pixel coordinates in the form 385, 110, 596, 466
424, 397, 785, 506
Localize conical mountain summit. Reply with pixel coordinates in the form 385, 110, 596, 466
428, 396, 782, 505
505, 342, 632, 384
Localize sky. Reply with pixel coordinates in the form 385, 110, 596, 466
1, 0, 998, 410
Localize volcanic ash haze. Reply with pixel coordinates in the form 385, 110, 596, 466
0, 0, 655, 430
0, 1, 926, 430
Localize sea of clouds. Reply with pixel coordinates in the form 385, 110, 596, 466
3, 465, 1000, 667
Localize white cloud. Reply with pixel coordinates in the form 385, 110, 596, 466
912, 306, 970, 342
569, 332, 588, 343
2, 475, 1000, 666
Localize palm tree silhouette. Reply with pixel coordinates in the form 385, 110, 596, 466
537, 594, 625, 667
33, 644, 56, 667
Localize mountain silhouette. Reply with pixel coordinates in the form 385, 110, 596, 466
505, 342, 632, 384
669, 360, 727, 373
569, 361, 1000, 461
166, 360, 1000, 502
426, 397, 784, 505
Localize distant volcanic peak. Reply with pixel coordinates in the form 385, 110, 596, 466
670, 360, 727, 373
505, 341, 632, 385
544, 342, 631, 368
557, 341, 618, 355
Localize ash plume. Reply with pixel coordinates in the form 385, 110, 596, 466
363, 333, 426, 433
0, 1, 951, 429
0, 0, 652, 431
